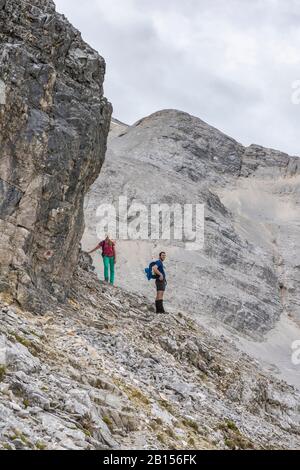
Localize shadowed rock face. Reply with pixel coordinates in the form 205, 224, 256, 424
83, 110, 300, 337
0, 0, 112, 310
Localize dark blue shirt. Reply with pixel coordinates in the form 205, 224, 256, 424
155, 259, 166, 279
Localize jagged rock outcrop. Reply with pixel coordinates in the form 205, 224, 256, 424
0, 0, 112, 310
1, 263, 300, 450
83, 110, 300, 339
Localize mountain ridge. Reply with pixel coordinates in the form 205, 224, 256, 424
84, 108, 300, 337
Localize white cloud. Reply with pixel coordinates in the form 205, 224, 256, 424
55, 0, 299, 156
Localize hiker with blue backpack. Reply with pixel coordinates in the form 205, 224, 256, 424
145, 252, 168, 314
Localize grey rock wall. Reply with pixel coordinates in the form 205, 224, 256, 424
0, 0, 112, 310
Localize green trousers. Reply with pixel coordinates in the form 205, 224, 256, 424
103, 256, 115, 284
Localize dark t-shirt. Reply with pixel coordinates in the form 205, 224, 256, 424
154, 259, 166, 279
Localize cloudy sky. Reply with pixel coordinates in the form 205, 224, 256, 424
55, 0, 299, 156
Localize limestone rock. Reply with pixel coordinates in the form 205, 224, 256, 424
1, 271, 300, 450
0, 0, 112, 311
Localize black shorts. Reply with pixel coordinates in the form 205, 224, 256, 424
155, 279, 167, 291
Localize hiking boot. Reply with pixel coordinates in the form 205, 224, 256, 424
155, 299, 167, 314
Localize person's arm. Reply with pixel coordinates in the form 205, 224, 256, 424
153, 264, 163, 281
113, 242, 117, 264
88, 242, 102, 255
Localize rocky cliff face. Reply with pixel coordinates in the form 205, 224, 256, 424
83, 110, 300, 339
0, 0, 112, 310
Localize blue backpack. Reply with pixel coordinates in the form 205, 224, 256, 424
144, 261, 158, 280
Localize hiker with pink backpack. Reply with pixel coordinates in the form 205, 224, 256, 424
88, 234, 116, 285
